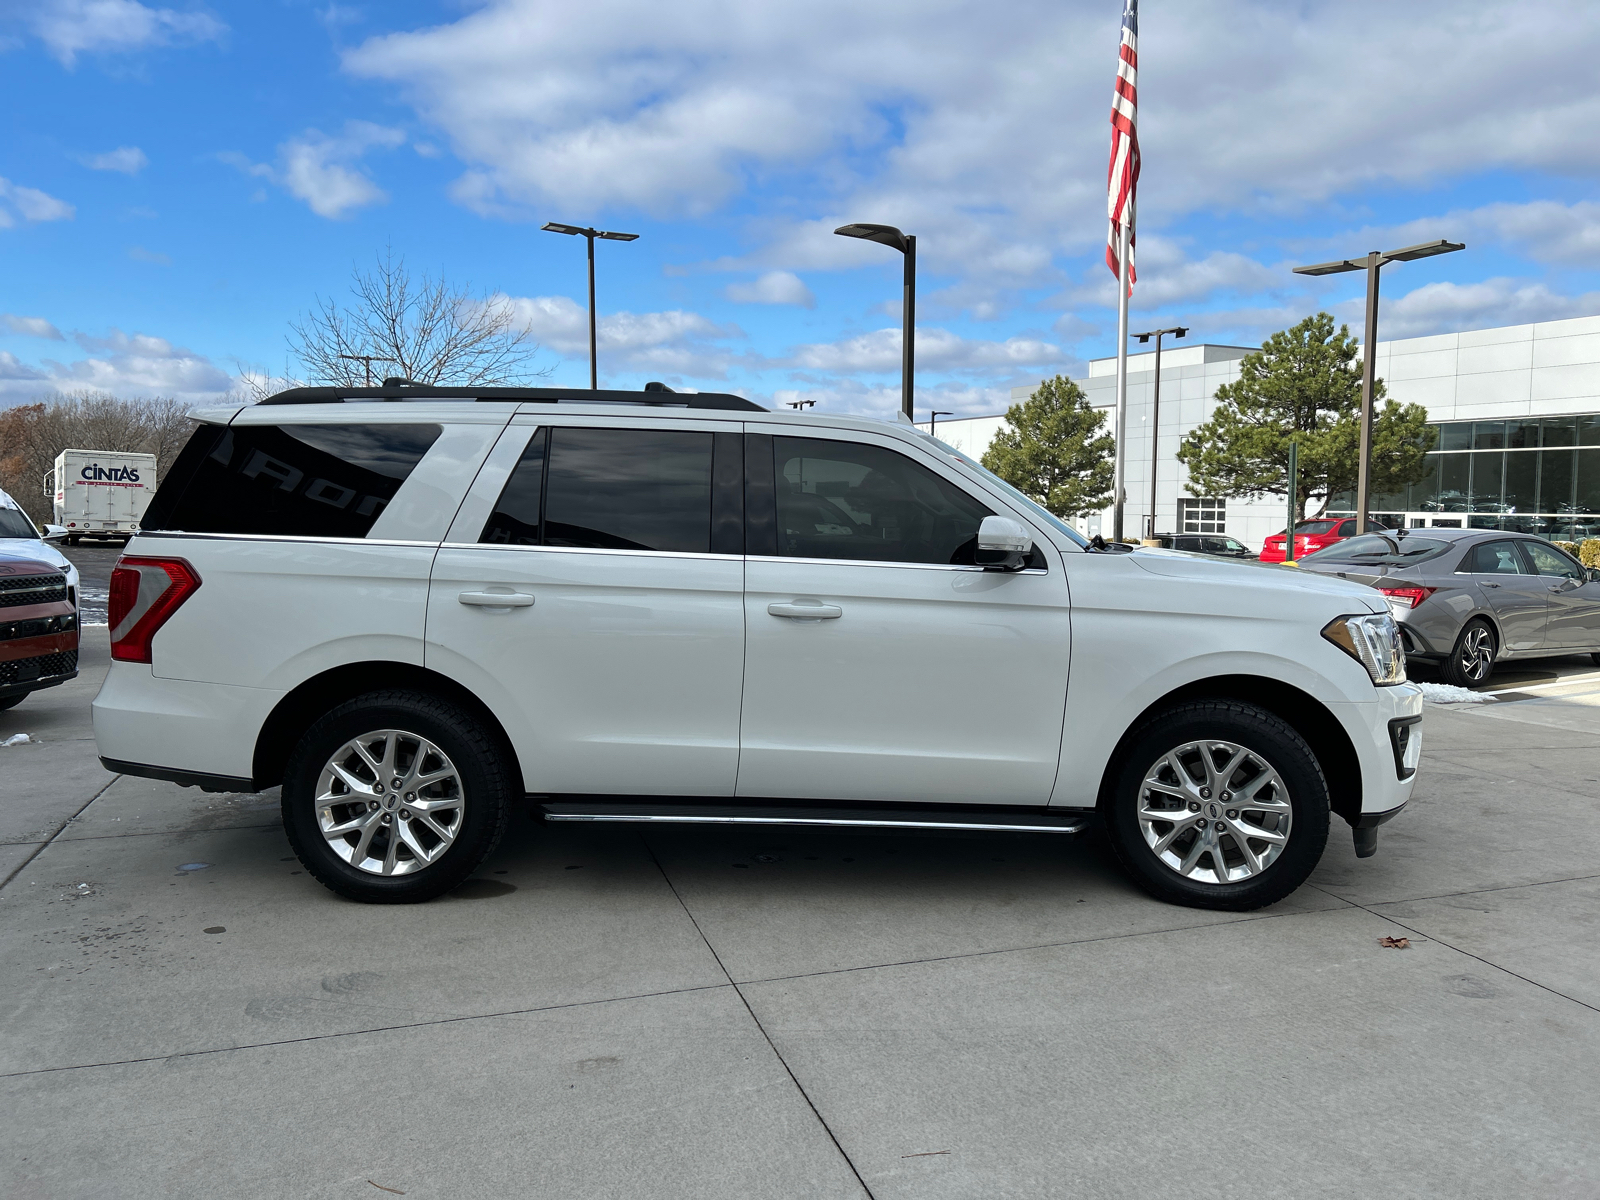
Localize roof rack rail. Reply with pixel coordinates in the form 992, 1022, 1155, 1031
258, 384, 766, 411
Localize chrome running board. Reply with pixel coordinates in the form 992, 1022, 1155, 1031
539, 801, 1091, 835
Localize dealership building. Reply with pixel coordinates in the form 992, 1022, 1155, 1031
920, 313, 1600, 551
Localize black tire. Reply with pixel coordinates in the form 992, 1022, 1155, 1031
0, 693, 27, 712
1591, 652, 1600, 667
1103, 700, 1331, 911
282, 689, 513, 903
1440, 618, 1497, 688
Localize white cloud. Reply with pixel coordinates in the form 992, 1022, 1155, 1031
1306, 199, 1600, 272
0, 177, 74, 226
772, 379, 1023, 419
502, 294, 746, 380
341, 0, 1600, 298
80, 146, 148, 174
1057, 242, 1283, 311
24, 0, 224, 66
223, 122, 405, 219
726, 270, 815, 308
2, 314, 64, 340
788, 327, 1066, 374
0, 327, 234, 404
1343, 278, 1600, 341
128, 245, 170, 264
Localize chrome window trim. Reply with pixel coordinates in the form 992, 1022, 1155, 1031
132, 531, 442, 549
442, 541, 738, 563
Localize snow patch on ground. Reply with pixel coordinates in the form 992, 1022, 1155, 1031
1417, 682, 1488, 704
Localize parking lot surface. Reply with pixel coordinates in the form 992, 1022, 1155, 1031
3, 627, 1598, 1199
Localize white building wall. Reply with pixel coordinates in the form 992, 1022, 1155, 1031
918, 313, 1600, 552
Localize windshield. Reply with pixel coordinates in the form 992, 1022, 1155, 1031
0, 507, 40, 540
1303, 533, 1451, 564
922, 433, 1090, 547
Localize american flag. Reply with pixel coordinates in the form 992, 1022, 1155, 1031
1105, 0, 1140, 288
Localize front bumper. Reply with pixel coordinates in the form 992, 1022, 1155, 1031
1329, 680, 1423, 854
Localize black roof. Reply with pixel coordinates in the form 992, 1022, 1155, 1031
259, 382, 765, 411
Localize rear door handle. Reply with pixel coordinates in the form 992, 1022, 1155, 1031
768, 601, 842, 620
1481, 582, 1499, 588
459, 590, 535, 608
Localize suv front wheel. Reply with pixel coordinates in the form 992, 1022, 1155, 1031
282, 690, 513, 903
1104, 700, 1330, 911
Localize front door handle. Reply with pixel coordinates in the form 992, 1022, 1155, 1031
768, 601, 842, 620
459, 590, 535, 608
1481, 581, 1500, 588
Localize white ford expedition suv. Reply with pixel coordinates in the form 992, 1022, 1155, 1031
93, 383, 1423, 909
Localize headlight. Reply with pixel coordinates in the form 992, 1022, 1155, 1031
1322, 612, 1406, 685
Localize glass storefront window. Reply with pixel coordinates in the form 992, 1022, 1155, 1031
1407, 457, 1440, 511
1578, 448, 1600, 515
1542, 416, 1577, 447
1581, 415, 1600, 447
1502, 451, 1538, 513
1505, 418, 1541, 449
1473, 420, 1507, 450
1437, 454, 1470, 512
1540, 448, 1576, 515
1469, 451, 1504, 511
1437, 422, 1473, 451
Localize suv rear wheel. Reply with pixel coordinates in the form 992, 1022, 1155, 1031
1103, 700, 1330, 910
282, 690, 512, 903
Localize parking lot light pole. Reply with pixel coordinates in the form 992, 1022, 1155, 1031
338, 354, 396, 387
929, 409, 953, 437
834, 223, 916, 420
542, 222, 641, 389
1131, 326, 1187, 538
1293, 239, 1464, 528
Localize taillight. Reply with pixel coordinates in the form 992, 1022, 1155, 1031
109, 556, 202, 663
1378, 585, 1437, 610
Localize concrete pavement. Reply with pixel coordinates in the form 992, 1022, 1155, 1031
2, 631, 1597, 1198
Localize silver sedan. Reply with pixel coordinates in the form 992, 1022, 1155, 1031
1295, 529, 1600, 687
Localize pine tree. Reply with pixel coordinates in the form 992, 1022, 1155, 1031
1176, 312, 1435, 511
981, 375, 1115, 518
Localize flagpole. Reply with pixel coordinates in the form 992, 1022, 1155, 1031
1113, 221, 1130, 542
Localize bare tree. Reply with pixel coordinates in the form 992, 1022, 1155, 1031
288, 249, 547, 387
0, 392, 197, 525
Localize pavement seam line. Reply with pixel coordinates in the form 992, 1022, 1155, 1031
640, 833, 878, 1200
0, 773, 122, 891
1315, 887, 1600, 1017
727, 897, 1356, 989
0, 982, 736, 1080
1308, 870, 1600, 908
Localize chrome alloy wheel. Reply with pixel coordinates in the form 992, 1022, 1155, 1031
1137, 739, 1292, 884
315, 729, 465, 876
1458, 625, 1495, 682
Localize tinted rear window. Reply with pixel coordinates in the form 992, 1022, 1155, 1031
1295, 520, 1339, 535
482, 427, 714, 553
1304, 533, 1452, 564
142, 423, 441, 538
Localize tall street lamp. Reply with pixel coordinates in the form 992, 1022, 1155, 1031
834, 223, 916, 420
338, 353, 396, 387
1293, 238, 1464, 527
929, 409, 953, 437
1131, 325, 1187, 538
541, 222, 640, 389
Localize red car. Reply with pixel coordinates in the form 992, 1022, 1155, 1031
1, 555, 79, 711
1260, 518, 1385, 563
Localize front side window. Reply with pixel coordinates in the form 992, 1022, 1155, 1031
773, 437, 991, 565
1464, 540, 1526, 575
482, 427, 714, 553
142, 423, 442, 538
1522, 540, 1583, 580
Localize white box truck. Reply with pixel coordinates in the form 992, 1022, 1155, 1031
50, 449, 157, 543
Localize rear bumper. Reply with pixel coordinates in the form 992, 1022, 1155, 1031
92, 661, 281, 783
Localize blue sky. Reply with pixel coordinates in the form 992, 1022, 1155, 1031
3, 0, 1600, 417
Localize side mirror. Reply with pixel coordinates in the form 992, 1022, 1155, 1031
43, 524, 68, 542
1586, 568, 1600, 584
976, 515, 1032, 571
